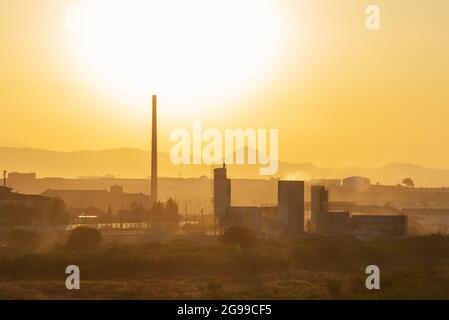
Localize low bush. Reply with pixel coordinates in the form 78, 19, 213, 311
66, 227, 103, 250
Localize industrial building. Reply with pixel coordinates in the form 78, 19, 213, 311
311, 185, 329, 233
213, 164, 231, 231
260, 205, 280, 238
278, 180, 304, 237
0, 185, 52, 212
309, 182, 407, 238
328, 211, 351, 236
212, 165, 262, 237
6, 172, 37, 194
0, 170, 51, 212
352, 215, 408, 239
0, 171, 53, 225
310, 185, 352, 236
342, 176, 371, 189
310, 179, 341, 187
225, 206, 261, 236
42, 185, 149, 214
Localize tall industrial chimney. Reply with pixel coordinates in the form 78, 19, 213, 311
150, 95, 158, 205
3, 170, 6, 188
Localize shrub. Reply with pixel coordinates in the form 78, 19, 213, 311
66, 227, 103, 250
221, 227, 257, 248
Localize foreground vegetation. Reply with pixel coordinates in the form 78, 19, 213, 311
1, 229, 449, 299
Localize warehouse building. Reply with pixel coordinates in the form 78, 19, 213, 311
226, 206, 261, 236
352, 215, 408, 239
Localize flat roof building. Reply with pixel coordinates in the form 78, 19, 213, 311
0, 185, 53, 224
0, 185, 51, 208
328, 211, 351, 236
352, 215, 408, 239
278, 180, 304, 237
226, 206, 261, 236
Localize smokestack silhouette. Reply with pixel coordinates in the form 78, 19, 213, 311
3, 171, 6, 188
150, 95, 158, 205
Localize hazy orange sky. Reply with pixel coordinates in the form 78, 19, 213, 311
1, 0, 449, 168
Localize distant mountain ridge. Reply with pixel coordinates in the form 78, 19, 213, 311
1, 146, 449, 187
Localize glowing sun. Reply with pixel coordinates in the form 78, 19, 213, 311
66, 0, 287, 113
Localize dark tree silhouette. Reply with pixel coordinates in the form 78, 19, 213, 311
150, 201, 165, 216
66, 227, 103, 250
402, 178, 415, 187
165, 197, 179, 216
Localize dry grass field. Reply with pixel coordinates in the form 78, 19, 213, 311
1, 231, 449, 300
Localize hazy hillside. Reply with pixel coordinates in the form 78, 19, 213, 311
1, 147, 449, 186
